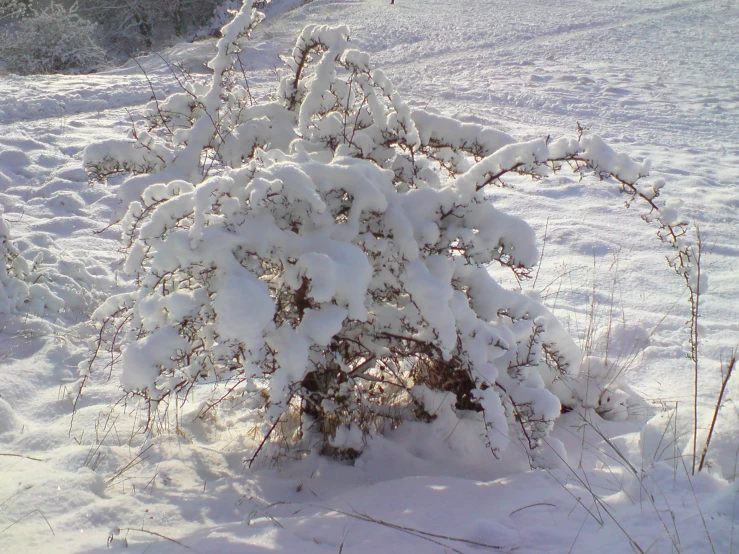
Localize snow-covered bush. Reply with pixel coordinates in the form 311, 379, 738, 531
0, 2, 105, 75
84, 3, 679, 462
0, 212, 30, 313
0, 211, 64, 314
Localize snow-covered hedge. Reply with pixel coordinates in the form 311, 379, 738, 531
84, 3, 675, 463
0, 2, 105, 75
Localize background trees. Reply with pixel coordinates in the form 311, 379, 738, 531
0, 0, 228, 72
0, 2, 105, 74
75, 0, 224, 56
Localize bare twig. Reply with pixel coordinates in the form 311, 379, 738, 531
105, 444, 153, 488
1, 509, 55, 536
698, 350, 736, 472
0, 453, 43, 462
132, 57, 173, 136
532, 216, 549, 289
116, 527, 198, 552
308, 503, 508, 552
0, 486, 32, 509
510, 502, 556, 516
247, 396, 293, 469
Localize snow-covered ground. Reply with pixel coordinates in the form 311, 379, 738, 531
1, 0, 738, 552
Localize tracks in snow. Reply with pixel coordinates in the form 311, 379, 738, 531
376, 0, 715, 71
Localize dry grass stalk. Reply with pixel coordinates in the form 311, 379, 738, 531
698, 349, 737, 472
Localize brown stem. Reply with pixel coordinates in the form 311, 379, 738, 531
698, 352, 736, 472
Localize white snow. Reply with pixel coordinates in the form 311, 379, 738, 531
2, 1, 739, 553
